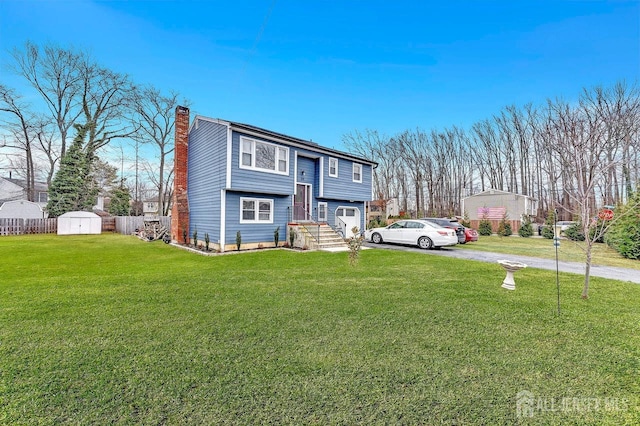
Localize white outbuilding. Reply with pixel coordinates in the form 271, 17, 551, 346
57, 211, 102, 235
0, 200, 46, 219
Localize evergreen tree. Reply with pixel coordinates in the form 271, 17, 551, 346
478, 218, 493, 236
518, 215, 533, 237
605, 189, 640, 259
497, 215, 513, 237
46, 124, 98, 217
108, 183, 131, 216
541, 210, 556, 239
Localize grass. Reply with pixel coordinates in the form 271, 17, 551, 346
456, 235, 640, 270
1, 234, 639, 424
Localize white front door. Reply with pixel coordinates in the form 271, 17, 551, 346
335, 206, 360, 237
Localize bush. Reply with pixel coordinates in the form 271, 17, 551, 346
368, 218, 386, 229
564, 223, 585, 241
497, 219, 512, 237
274, 226, 280, 247
605, 192, 640, 258
236, 231, 241, 251
289, 227, 296, 247
541, 211, 556, 239
518, 216, 533, 237
478, 219, 493, 236
460, 211, 471, 228
347, 227, 364, 266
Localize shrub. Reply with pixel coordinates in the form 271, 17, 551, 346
605, 192, 640, 258
274, 226, 280, 247
518, 215, 533, 237
236, 231, 241, 251
564, 223, 585, 241
347, 227, 364, 266
192, 227, 198, 247
541, 211, 556, 239
497, 214, 512, 237
460, 211, 471, 228
204, 233, 210, 251
288, 227, 296, 248
368, 218, 386, 229
478, 219, 493, 236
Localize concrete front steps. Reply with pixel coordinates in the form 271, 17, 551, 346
298, 224, 349, 252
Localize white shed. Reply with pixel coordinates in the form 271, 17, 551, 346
57, 211, 102, 235
0, 200, 46, 219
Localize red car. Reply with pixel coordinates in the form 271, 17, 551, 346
463, 227, 479, 243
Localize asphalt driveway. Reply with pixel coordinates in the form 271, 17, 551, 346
363, 242, 640, 284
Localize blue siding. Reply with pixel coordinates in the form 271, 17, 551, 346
322, 156, 372, 201
188, 119, 227, 242
186, 117, 375, 248
224, 191, 290, 245
296, 156, 316, 189
230, 131, 294, 195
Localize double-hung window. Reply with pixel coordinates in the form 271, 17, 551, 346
328, 157, 338, 177
240, 136, 288, 175
352, 163, 362, 183
240, 197, 274, 224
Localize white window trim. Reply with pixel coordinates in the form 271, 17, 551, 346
318, 202, 328, 222
328, 157, 338, 178
239, 136, 289, 175
352, 163, 362, 183
240, 197, 274, 224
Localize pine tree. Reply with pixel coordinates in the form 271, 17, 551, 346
518, 215, 534, 237
46, 124, 98, 217
108, 183, 131, 216
541, 210, 556, 239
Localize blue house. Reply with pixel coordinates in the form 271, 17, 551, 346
171, 108, 377, 252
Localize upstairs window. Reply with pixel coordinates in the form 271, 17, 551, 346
328, 157, 338, 177
352, 163, 362, 183
240, 137, 288, 175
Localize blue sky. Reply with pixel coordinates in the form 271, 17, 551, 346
1, 0, 639, 151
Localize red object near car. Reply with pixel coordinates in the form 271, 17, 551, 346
464, 227, 479, 243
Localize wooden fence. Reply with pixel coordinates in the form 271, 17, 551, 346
0, 216, 170, 236
0, 218, 58, 236
114, 216, 171, 235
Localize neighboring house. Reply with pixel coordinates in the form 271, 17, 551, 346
143, 198, 160, 217
171, 107, 377, 252
0, 176, 110, 218
366, 198, 400, 223
0, 176, 49, 210
461, 189, 538, 232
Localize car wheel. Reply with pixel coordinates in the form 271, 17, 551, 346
418, 236, 433, 249
371, 233, 383, 244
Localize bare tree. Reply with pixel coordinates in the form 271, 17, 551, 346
10, 42, 83, 158
544, 85, 637, 298
0, 84, 36, 200
131, 86, 184, 215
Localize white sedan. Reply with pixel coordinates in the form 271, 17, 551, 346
365, 219, 459, 249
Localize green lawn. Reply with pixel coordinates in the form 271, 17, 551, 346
1, 234, 639, 424
456, 235, 640, 270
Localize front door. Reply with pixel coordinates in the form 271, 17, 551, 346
294, 183, 312, 221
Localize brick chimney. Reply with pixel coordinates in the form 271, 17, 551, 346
171, 106, 190, 243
